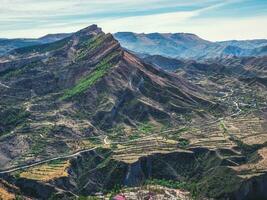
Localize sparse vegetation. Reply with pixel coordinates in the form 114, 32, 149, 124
137, 122, 156, 134
145, 179, 197, 198
0, 107, 30, 135
177, 138, 190, 148
75, 34, 107, 61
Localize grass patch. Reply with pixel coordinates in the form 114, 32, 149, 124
137, 122, 156, 134
177, 138, 190, 149
128, 133, 141, 140
87, 137, 102, 145
61, 52, 119, 100
219, 121, 228, 134
0, 107, 30, 135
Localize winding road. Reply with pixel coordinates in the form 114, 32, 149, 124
0, 147, 97, 174
0, 81, 10, 88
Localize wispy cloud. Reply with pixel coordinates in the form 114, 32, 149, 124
0, 0, 266, 40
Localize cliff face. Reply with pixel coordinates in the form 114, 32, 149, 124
230, 173, 267, 200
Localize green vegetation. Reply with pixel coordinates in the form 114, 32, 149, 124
220, 121, 227, 133
164, 127, 189, 141
96, 155, 112, 169
0, 107, 30, 135
107, 125, 126, 140
145, 179, 197, 198
87, 137, 102, 145
15, 196, 24, 200
0, 61, 42, 79
78, 196, 101, 200
198, 167, 242, 198
128, 133, 141, 140
137, 122, 156, 134
61, 52, 118, 100
177, 138, 190, 148
219, 121, 229, 139
1, 109, 29, 127
146, 178, 187, 189
30, 139, 47, 155
0, 67, 24, 78
75, 34, 107, 61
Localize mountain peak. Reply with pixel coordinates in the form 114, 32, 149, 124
75, 24, 103, 37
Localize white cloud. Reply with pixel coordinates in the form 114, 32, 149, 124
0, 0, 219, 19
186, 17, 267, 41
0, 0, 266, 41
98, 11, 198, 33
99, 12, 267, 41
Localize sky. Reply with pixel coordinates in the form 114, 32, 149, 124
0, 0, 266, 41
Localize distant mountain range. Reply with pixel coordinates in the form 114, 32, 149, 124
114, 32, 267, 60
1, 31, 267, 60
0, 33, 71, 56
145, 54, 267, 83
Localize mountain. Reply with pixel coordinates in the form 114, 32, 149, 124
0, 33, 71, 56
114, 32, 210, 58
2, 31, 266, 59
217, 39, 267, 49
0, 24, 216, 167
143, 55, 186, 71
0, 25, 267, 200
143, 53, 267, 78
38, 33, 73, 43
0, 25, 217, 197
114, 32, 267, 60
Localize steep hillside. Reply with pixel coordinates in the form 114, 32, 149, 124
207, 55, 267, 78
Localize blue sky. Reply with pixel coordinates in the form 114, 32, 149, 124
0, 0, 266, 41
